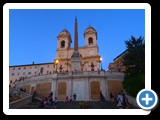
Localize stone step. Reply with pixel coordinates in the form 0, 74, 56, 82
19, 101, 138, 109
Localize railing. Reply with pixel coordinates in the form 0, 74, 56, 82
57, 71, 124, 78
14, 71, 124, 86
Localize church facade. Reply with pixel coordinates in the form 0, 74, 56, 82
55, 26, 100, 72
10, 18, 124, 101
9, 24, 101, 83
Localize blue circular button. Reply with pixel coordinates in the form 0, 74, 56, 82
136, 89, 158, 110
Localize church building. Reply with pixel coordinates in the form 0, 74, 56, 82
9, 18, 124, 101
55, 18, 101, 72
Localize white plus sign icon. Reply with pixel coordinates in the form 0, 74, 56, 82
137, 89, 158, 110
142, 93, 153, 105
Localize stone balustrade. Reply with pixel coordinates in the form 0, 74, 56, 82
11, 71, 125, 102
14, 71, 124, 88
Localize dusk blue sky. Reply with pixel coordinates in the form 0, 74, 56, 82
9, 9, 145, 70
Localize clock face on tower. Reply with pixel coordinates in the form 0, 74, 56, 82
58, 52, 64, 58
89, 50, 95, 55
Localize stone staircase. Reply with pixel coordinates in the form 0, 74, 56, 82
9, 87, 33, 109
19, 100, 138, 109
9, 87, 29, 103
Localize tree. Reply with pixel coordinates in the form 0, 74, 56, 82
122, 36, 145, 97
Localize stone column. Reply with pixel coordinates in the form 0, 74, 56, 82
55, 77, 58, 98
105, 79, 109, 101
88, 77, 91, 101
51, 79, 56, 99
66, 79, 72, 97
100, 77, 107, 100
84, 77, 89, 101
71, 77, 73, 96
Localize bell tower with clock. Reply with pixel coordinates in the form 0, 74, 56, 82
84, 25, 97, 47
57, 29, 72, 50
55, 29, 72, 72
56, 29, 72, 59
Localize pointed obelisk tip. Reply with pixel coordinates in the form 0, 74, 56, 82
75, 16, 77, 22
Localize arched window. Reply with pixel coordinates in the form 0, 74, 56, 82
40, 67, 44, 74
61, 41, 65, 48
88, 37, 93, 46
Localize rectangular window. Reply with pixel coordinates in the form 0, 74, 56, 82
11, 73, 14, 76
35, 66, 37, 69
28, 72, 31, 75
17, 73, 19, 76
24, 67, 26, 69
13, 68, 15, 70
18, 68, 21, 70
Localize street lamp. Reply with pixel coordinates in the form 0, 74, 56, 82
55, 59, 59, 73
100, 57, 103, 71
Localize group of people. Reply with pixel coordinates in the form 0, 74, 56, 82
110, 92, 130, 109
65, 93, 77, 103
39, 92, 58, 109
39, 92, 77, 108
36, 90, 130, 109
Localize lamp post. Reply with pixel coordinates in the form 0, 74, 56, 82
55, 59, 59, 73
100, 57, 103, 71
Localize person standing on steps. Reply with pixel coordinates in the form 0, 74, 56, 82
100, 91, 105, 102
73, 93, 77, 101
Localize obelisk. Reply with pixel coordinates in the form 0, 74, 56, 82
71, 17, 81, 71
